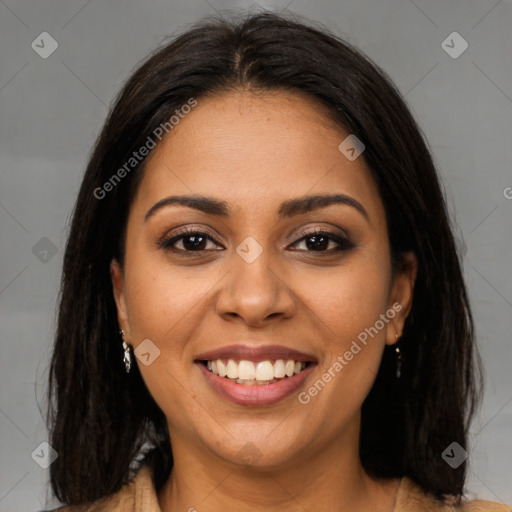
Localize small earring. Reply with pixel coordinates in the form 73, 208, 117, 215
395, 333, 402, 379
120, 329, 131, 374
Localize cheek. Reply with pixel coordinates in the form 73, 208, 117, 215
299, 251, 391, 342
121, 257, 218, 426
123, 257, 210, 344
295, 253, 391, 413
121, 252, 228, 396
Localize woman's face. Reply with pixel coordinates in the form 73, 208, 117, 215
111, 90, 416, 470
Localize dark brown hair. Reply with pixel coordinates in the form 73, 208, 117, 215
47, 10, 482, 506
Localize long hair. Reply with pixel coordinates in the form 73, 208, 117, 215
47, 10, 482, 505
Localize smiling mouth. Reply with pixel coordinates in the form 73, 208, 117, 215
198, 359, 312, 385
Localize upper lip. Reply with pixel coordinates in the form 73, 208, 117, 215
195, 344, 317, 363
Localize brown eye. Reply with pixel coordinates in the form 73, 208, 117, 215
290, 229, 354, 253
159, 229, 222, 253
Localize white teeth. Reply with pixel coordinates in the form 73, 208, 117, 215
226, 359, 239, 379
205, 358, 309, 383
239, 360, 256, 380
255, 361, 274, 381
217, 360, 226, 377
274, 359, 286, 378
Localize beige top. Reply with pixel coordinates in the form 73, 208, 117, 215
53, 463, 511, 512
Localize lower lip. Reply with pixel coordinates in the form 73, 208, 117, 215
196, 362, 316, 407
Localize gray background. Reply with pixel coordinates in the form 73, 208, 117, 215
0, 0, 511, 510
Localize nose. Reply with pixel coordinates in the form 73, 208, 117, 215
215, 246, 296, 327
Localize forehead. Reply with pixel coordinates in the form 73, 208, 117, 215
131, 90, 385, 224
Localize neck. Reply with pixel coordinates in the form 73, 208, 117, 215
157, 420, 399, 512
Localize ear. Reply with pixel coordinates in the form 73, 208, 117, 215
110, 259, 130, 337
385, 251, 418, 346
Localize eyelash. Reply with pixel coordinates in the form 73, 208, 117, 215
158, 227, 355, 255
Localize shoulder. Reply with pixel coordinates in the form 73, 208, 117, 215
395, 477, 511, 512
47, 464, 160, 512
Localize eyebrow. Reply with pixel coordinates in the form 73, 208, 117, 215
144, 193, 369, 222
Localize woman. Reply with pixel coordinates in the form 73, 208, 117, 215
46, 11, 510, 512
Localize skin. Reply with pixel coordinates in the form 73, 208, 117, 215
111, 89, 417, 512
